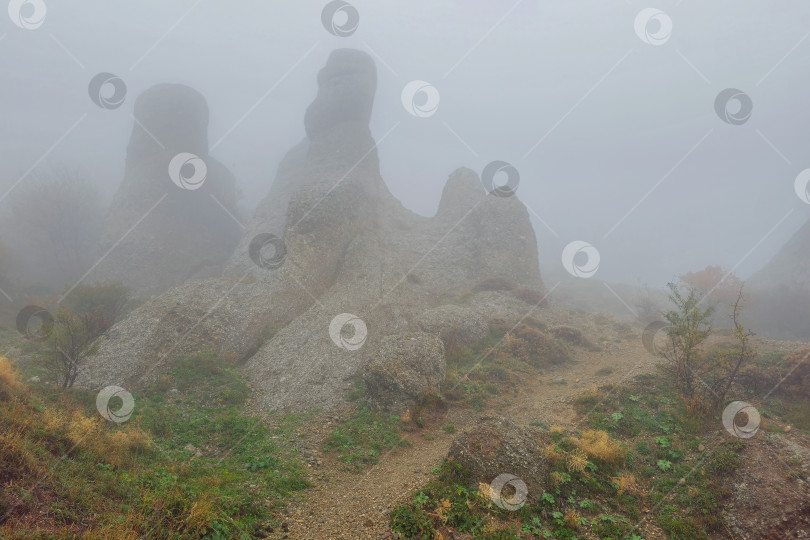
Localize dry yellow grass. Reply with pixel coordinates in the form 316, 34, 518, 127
183, 491, 219, 535
549, 471, 567, 486
570, 429, 626, 465
0, 355, 19, 390
611, 473, 639, 495
565, 448, 588, 473
541, 443, 562, 464
563, 509, 581, 529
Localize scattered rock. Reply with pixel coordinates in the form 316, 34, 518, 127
447, 416, 548, 504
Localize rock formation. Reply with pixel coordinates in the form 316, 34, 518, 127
744, 219, 810, 340
76, 49, 545, 413
92, 84, 242, 296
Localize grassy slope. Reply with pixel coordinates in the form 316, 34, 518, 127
0, 351, 309, 539
390, 351, 809, 539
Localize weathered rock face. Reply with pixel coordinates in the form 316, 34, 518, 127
92, 84, 242, 296
744, 219, 810, 340
447, 416, 549, 505
76, 49, 546, 412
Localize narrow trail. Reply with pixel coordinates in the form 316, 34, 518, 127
272, 340, 658, 539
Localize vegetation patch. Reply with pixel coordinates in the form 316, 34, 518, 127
322, 401, 409, 470
0, 352, 309, 538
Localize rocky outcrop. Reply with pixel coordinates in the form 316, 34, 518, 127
744, 219, 810, 340
92, 84, 242, 296
76, 49, 545, 412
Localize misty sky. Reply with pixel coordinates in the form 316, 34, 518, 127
1, 0, 809, 287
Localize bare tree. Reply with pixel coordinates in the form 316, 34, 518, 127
48, 307, 103, 388
2, 167, 104, 286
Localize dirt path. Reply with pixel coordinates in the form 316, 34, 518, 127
272, 340, 658, 539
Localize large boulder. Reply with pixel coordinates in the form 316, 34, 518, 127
363, 332, 445, 413
448, 416, 549, 505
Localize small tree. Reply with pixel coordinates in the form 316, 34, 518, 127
48, 307, 102, 388
662, 282, 755, 411
661, 282, 714, 398
1, 167, 103, 286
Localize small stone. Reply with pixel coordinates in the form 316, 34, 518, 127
28, 376, 40, 383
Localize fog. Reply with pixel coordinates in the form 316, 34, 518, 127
2, 0, 809, 287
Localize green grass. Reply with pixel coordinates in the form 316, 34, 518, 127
322, 401, 409, 470
0, 351, 309, 538
392, 370, 804, 539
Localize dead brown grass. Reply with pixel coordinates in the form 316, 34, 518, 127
570, 429, 626, 465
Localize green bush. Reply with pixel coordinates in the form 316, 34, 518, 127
390, 504, 434, 539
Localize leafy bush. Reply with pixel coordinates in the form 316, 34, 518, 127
390, 504, 434, 539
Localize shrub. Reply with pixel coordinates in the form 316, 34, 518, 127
506, 325, 572, 367
390, 504, 434, 539
550, 325, 585, 345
